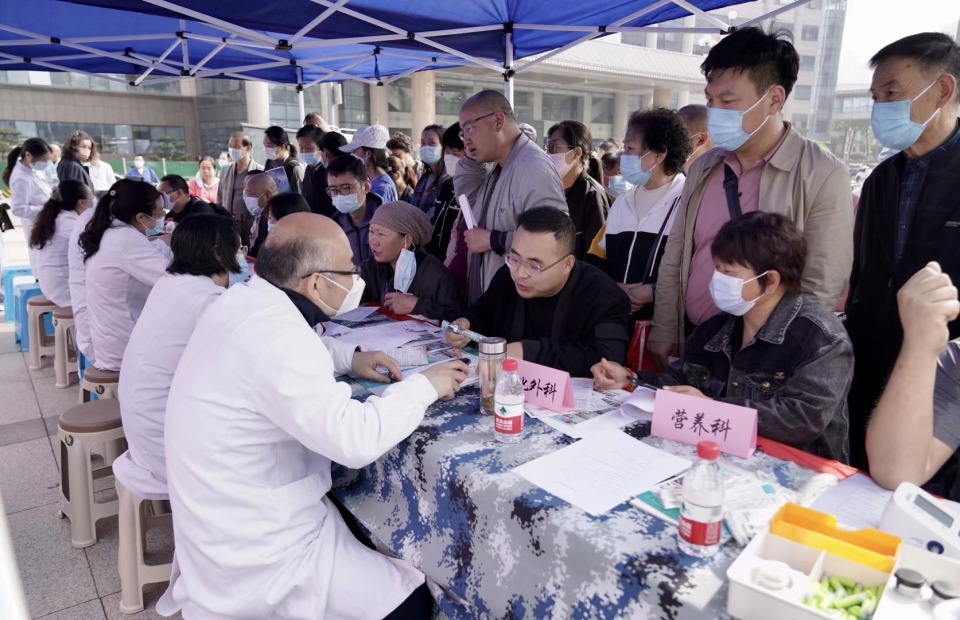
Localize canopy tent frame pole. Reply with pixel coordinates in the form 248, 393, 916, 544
0, 50, 130, 83
192, 59, 289, 78
141, 0, 277, 47
302, 54, 379, 85
190, 41, 227, 74
296, 65, 306, 121
227, 43, 378, 84
504, 28, 514, 107
379, 57, 436, 85
132, 38, 180, 85
68, 34, 174, 44
179, 19, 189, 72
291, 0, 350, 45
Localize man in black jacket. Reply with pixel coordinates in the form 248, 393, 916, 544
445, 206, 631, 377
159, 175, 228, 224
846, 32, 960, 469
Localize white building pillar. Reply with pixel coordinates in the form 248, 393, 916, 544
640, 93, 653, 110
245, 80, 270, 127
676, 89, 690, 108
653, 87, 672, 108
369, 83, 389, 127
614, 91, 629, 135
681, 16, 696, 54
411, 71, 436, 134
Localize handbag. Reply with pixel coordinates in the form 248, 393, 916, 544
626, 319, 659, 373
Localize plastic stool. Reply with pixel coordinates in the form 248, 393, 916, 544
58, 400, 126, 548
14, 282, 44, 348
2, 264, 32, 322
116, 480, 173, 614
26, 296, 57, 370
81, 367, 120, 404
54, 307, 77, 388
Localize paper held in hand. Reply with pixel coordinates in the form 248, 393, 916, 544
650, 389, 758, 458
457, 194, 478, 230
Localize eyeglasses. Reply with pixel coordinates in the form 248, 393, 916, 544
326, 182, 361, 197
300, 265, 361, 279
505, 252, 570, 277
458, 111, 497, 140
545, 141, 573, 154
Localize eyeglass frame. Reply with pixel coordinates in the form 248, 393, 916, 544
504, 250, 571, 277
458, 111, 497, 140
544, 141, 574, 155
299, 265, 362, 280
325, 180, 364, 197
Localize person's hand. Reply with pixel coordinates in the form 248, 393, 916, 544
444, 318, 472, 356
506, 341, 523, 360
622, 284, 653, 314
898, 262, 960, 356
421, 361, 471, 400
591, 358, 631, 390
383, 292, 418, 316
648, 341, 679, 371
663, 385, 709, 400
465, 228, 492, 254
351, 350, 403, 384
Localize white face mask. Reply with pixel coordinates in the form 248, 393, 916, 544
708, 269, 769, 316
443, 154, 461, 177
549, 151, 575, 178
243, 193, 262, 217
228, 148, 244, 162
394, 247, 417, 293
134, 160, 145, 170
332, 193, 362, 214
264, 146, 278, 160
317, 274, 366, 317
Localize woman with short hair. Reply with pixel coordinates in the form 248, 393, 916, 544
593, 212, 853, 462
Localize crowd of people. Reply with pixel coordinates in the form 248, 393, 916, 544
3, 26, 960, 619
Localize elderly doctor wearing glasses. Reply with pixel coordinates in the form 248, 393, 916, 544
158, 213, 470, 620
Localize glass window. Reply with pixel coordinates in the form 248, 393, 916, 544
591, 96, 614, 125
388, 78, 412, 113
800, 56, 816, 71
802, 25, 819, 41
542, 93, 582, 122
795, 85, 812, 101
514, 91, 535, 123
436, 81, 472, 117
338, 81, 370, 130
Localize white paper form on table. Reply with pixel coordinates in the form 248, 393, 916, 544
514, 429, 692, 516
620, 387, 657, 422
810, 473, 893, 530
334, 321, 434, 352
333, 306, 380, 323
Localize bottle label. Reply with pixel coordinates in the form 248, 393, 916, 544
495, 402, 524, 435
679, 515, 722, 546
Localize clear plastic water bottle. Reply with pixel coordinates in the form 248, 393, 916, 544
494, 358, 524, 443
678, 441, 725, 557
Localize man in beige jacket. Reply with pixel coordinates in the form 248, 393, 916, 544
649, 27, 852, 366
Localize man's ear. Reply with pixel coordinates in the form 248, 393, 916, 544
762, 270, 782, 294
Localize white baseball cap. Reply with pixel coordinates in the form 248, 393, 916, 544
340, 124, 390, 153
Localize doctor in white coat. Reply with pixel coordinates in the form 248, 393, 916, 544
79, 179, 172, 371
5, 138, 54, 272
29, 180, 93, 308
68, 204, 96, 364
158, 213, 469, 620
115, 214, 241, 500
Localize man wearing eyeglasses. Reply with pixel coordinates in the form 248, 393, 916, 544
159, 213, 470, 620
445, 206, 630, 377
455, 90, 567, 304
326, 154, 383, 264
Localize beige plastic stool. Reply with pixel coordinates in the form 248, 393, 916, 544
80, 367, 120, 403
58, 400, 126, 548
27, 295, 56, 370
116, 479, 173, 614
53, 306, 77, 388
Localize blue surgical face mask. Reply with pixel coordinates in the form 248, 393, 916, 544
301, 151, 320, 166
30, 160, 48, 172
229, 251, 250, 287
229, 148, 244, 162
420, 146, 442, 166
620, 151, 653, 187
607, 175, 631, 197
394, 246, 417, 293
145, 214, 165, 236
707, 89, 772, 152
871, 80, 941, 151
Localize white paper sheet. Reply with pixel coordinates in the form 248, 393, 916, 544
385, 345, 429, 368
514, 429, 692, 515
458, 194, 477, 229
334, 320, 432, 351
811, 473, 894, 530
334, 306, 380, 323
620, 387, 657, 421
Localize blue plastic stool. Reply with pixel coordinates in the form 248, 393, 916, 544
14, 283, 54, 351
3, 264, 33, 322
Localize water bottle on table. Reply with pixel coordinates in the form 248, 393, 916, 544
678, 441, 725, 557
494, 358, 524, 443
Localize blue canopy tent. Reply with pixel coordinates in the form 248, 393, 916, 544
0, 0, 815, 116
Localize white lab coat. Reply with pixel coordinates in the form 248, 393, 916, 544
34, 209, 79, 308
84, 223, 170, 371
9, 160, 52, 273
86, 160, 117, 192
67, 207, 95, 363
114, 274, 224, 501
157, 275, 436, 620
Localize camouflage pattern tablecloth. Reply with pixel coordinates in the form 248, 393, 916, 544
330, 384, 823, 620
